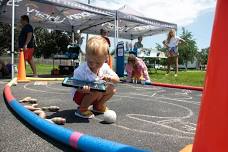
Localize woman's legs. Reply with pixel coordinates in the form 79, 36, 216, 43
167, 55, 178, 76
175, 56, 179, 75
27, 58, 37, 76
167, 57, 171, 74
24, 48, 37, 76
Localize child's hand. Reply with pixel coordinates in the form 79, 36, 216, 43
80, 85, 90, 93
101, 75, 112, 82
101, 75, 119, 83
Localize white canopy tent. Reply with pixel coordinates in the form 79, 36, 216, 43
103, 5, 177, 40
0, 0, 177, 79
0, 0, 114, 32
0, 0, 177, 39
0, 0, 116, 78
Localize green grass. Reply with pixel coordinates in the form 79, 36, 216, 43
149, 69, 206, 87
26, 63, 55, 75
26, 64, 206, 87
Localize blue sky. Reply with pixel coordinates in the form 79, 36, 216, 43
78, 0, 216, 51
184, 9, 215, 49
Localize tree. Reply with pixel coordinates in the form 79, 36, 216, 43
0, 23, 20, 56
196, 47, 209, 69
178, 27, 198, 70
0, 24, 71, 58
34, 28, 71, 58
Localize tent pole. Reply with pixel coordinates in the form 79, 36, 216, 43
114, 10, 117, 72
86, 0, 90, 43
81, 0, 90, 65
114, 11, 117, 49
11, 0, 15, 80
72, 26, 74, 43
114, 10, 119, 49
116, 11, 119, 44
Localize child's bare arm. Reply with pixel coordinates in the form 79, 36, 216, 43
102, 75, 120, 83
110, 75, 120, 83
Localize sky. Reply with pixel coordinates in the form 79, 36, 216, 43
78, 0, 216, 51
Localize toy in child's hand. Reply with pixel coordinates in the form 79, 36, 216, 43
101, 75, 112, 82
62, 77, 106, 92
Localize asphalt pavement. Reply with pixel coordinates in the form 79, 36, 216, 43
0, 79, 202, 152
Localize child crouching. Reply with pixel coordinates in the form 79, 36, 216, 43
72, 36, 119, 119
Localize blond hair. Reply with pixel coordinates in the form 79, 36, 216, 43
86, 36, 109, 56
128, 54, 137, 65
167, 29, 176, 44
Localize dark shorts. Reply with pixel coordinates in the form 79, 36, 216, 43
73, 91, 85, 105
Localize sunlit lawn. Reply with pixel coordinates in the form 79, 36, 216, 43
26, 64, 206, 87
26, 63, 54, 75
149, 69, 206, 87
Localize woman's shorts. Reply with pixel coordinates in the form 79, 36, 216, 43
166, 47, 178, 57
23, 48, 34, 61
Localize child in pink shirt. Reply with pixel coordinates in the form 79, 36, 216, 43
125, 54, 151, 83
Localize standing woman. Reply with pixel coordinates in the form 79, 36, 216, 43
19, 15, 37, 77
163, 29, 185, 76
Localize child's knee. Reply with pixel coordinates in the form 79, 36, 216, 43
106, 85, 116, 94
87, 91, 103, 102
91, 91, 102, 97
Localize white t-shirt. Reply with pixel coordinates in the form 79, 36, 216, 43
167, 36, 182, 48
72, 62, 118, 96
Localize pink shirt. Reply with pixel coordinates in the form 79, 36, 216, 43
125, 58, 150, 81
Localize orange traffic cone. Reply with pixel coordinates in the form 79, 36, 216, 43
192, 0, 228, 152
17, 50, 29, 82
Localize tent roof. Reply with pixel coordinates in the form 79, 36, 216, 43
117, 5, 145, 17
0, 0, 177, 40
0, 0, 113, 32
114, 5, 177, 39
